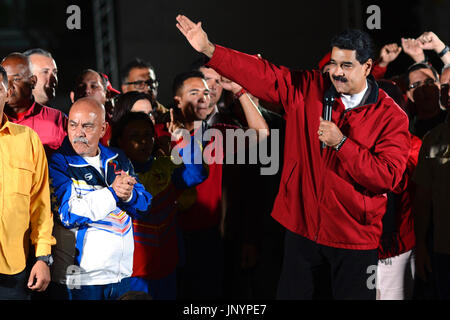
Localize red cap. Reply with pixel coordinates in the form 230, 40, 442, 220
318, 51, 331, 71
101, 73, 121, 96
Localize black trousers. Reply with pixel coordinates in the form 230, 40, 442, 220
0, 269, 30, 300
277, 230, 378, 300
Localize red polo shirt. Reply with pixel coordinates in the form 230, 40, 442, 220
6, 102, 68, 156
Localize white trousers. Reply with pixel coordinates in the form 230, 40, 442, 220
376, 249, 415, 300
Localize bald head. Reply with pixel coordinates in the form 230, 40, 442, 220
68, 97, 107, 157
1, 52, 36, 111
70, 97, 106, 121
1, 53, 32, 71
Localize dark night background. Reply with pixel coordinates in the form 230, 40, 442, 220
0, 0, 448, 114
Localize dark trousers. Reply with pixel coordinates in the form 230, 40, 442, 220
433, 253, 450, 300
177, 226, 224, 300
67, 277, 131, 300
277, 230, 378, 300
0, 269, 30, 300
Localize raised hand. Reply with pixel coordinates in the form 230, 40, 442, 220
176, 14, 215, 58
417, 31, 446, 52
378, 43, 402, 67
401, 38, 425, 62
220, 76, 243, 94
167, 108, 186, 140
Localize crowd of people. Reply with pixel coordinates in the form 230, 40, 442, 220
0, 14, 449, 300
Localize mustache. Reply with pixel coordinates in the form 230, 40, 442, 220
73, 136, 89, 144
332, 75, 348, 83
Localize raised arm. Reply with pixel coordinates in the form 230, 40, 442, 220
401, 38, 426, 63
221, 76, 270, 140
417, 31, 450, 65
176, 15, 216, 58
176, 14, 299, 112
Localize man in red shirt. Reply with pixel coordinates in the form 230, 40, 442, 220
176, 15, 410, 299
1, 53, 67, 156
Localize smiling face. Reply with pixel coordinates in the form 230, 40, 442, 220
174, 77, 211, 121
68, 98, 106, 157
1, 55, 36, 109
328, 47, 372, 95
29, 54, 58, 105
118, 119, 154, 163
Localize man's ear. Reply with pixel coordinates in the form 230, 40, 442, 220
173, 96, 181, 108
364, 58, 373, 77
99, 121, 108, 139
69, 91, 75, 103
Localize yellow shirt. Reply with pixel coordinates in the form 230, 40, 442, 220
0, 114, 56, 275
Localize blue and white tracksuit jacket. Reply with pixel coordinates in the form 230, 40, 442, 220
49, 137, 152, 286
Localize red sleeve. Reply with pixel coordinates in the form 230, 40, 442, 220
371, 63, 387, 80
392, 134, 422, 194
207, 45, 307, 114
336, 105, 411, 194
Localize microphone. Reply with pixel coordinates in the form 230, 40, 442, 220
322, 95, 334, 149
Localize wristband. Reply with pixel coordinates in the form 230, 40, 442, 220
334, 136, 347, 152
438, 45, 449, 58
234, 88, 246, 99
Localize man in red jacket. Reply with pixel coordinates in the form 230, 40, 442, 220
176, 15, 411, 300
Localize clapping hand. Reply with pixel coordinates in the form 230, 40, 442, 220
111, 171, 137, 202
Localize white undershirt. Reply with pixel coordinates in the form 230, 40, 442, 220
83, 149, 103, 177
340, 81, 368, 110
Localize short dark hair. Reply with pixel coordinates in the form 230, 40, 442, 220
111, 91, 154, 124
121, 58, 155, 84
190, 56, 210, 71
330, 29, 374, 64
172, 70, 205, 96
23, 48, 53, 59
406, 62, 439, 87
110, 111, 155, 149
0, 65, 8, 87
73, 69, 107, 91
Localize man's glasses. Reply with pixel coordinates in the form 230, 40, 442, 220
408, 78, 437, 90
125, 79, 159, 89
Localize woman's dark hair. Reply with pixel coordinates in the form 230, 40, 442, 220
330, 29, 374, 64
405, 62, 439, 88
112, 91, 154, 124
110, 111, 155, 148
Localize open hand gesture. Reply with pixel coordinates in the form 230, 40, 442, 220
176, 15, 215, 58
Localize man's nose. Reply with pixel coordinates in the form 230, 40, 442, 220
49, 73, 58, 85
